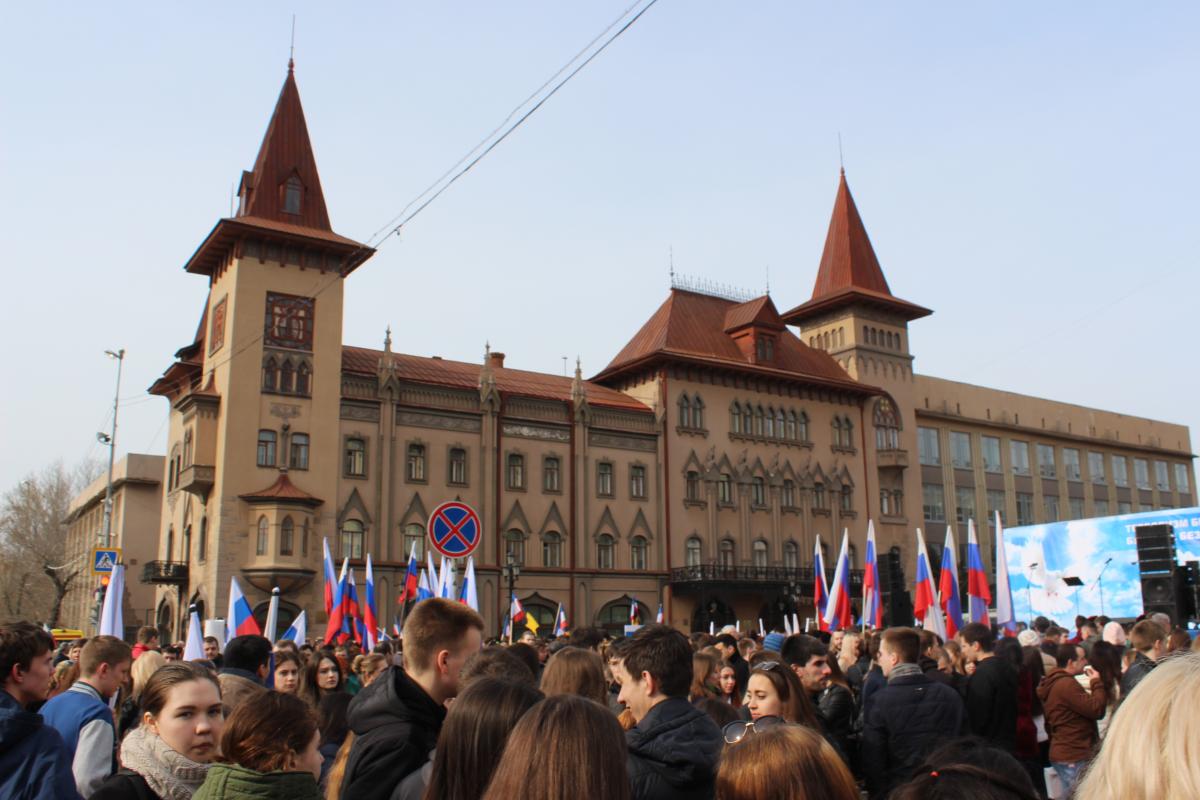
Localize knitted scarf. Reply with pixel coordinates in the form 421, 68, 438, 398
120, 725, 211, 800
887, 663, 923, 683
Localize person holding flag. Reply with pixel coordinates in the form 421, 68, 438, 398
913, 529, 947, 641
813, 534, 829, 632
363, 555, 380, 651
938, 526, 963, 639
862, 520, 883, 630
823, 530, 853, 632
965, 519, 992, 625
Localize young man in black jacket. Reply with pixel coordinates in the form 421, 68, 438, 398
613, 624, 723, 800
863, 627, 967, 799
340, 598, 484, 800
960, 622, 1018, 753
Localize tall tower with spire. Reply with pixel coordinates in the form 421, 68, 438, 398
149, 61, 374, 636
782, 171, 931, 546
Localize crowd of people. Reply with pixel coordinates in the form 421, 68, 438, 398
3, 603, 1199, 800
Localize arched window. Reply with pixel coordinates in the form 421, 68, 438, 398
730, 401, 742, 434
782, 480, 796, 508
168, 458, 177, 492
753, 539, 768, 569
507, 454, 525, 489
832, 417, 842, 447
344, 438, 366, 477
340, 520, 364, 560
289, 433, 310, 470
785, 410, 797, 440
283, 175, 302, 215
742, 403, 753, 434
630, 535, 648, 571
718, 474, 733, 505
505, 529, 525, 565
678, 395, 692, 428
596, 598, 645, 636
692, 395, 705, 429
685, 536, 702, 568
798, 411, 809, 442
783, 540, 799, 569
776, 409, 786, 439
763, 407, 775, 438
863, 324, 869, 342
295, 361, 311, 395
719, 538, 735, 568
751, 477, 767, 507
256, 517, 268, 555
280, 516, 294, 556
280, 359, 295, 394
843, 417, 854, 448
597, 534, 614, 569
685, 470, 700, 501
543, 532, 563, 568
262, 356, 278, 392
404, 523, 425, 561
407, 443, 426, 481
840, 485, 853, 512
813, 482, 827, 509
874, 398, 900, 451
754, 406, 765, 437
198, 517, 208, 561
257, 430, 277, 467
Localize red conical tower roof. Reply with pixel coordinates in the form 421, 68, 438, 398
238, 60, 331, 231
782, 171, 930, 324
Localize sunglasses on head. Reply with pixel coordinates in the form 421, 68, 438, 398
722, 715, 784, 744
753, 661, 782, 672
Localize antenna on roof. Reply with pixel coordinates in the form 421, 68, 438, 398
765, 265, 770, 297
289, 15, 296, 71
837, 131, 844, 174
562, 356, 568, 376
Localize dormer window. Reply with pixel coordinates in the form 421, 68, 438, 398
283, 176, 302, 215
755, 336, 775, 362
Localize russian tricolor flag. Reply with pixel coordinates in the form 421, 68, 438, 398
938, 526, 963, 638
823, 529, 853, 631
416, 565, 434, 602
629, 597, 641, 625
363, 555, 380, 651
399, 542, 420, 606
344, 566, 363, 645
227, 576, 261, 637
322, 538, 337, 616
994, 512, 1018, 636
862, 520, 883, 629
458, 556, 478, 612
966, 519, 992, 625
813, 534, 829, 631
656, 603, 664, 624
914, 529, 947, 640
553, 602, 568, 637
324, 557, 349, 644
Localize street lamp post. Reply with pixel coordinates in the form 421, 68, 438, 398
502, 553, 520, 643
99, 349, 125, 549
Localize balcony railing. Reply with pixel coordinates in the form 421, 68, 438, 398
670, 564, 863, 591
142, 561, 189, 584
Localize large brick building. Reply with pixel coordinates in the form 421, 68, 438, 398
144, 64, 1195, 639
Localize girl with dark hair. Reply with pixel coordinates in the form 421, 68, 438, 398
298, 651, 343, 708
480, 695, 630, 800
743, 661, 819, 728
689, 651, 722, 704
92, 662, 224, 800
193, 691, 322, 800
539, 647, 608, 706
717, 664, 742, 707
272, 651, 302, 695
1082, 640, 1121, 738
393, 677, 542, 800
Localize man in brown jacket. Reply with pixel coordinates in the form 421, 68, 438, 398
1036, 642, 1107, 795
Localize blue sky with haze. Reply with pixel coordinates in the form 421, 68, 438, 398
2, 2, 1197, 491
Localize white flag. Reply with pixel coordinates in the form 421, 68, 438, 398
98, 564, 124, 638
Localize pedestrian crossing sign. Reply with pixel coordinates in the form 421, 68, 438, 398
92, 548, 121, 575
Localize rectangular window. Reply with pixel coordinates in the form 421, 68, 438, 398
1118, 501, 1132, 515
1134, 458, 1150, 489
1175, 464, 1190, 494
1155, 461, 1170, 492
685, 471, 701, 501
449, 449, 467, 485
406, 444, 426, 482
543, 457, 561, 492
1112, 456, 1128, 487
782, 480, 796, 508
719, 474, 733, 505
1044, 494, 1059, 522
812, 484, 827, 510
1139, 503, 1153, 513
345, 439, 366, 477
1016, 492, 1034, 526
288, 433, 309, 470
955, 486, 976, 526
257, 430, 277, 468
949, 432, 972, 469
507, 455, 525, 490
1094, 499, 1109, 516
986, 489, 1006, 526
918, 427, 941, 466
981, 436, 1002, 473
630, 465, 647, 499
1068, 497, 1084, 519
1037, 444, 1056, 478
1010, 440, 1031, 476
597, 462, 614, 497
922, 483, 946, 522
1063, 448, 1081, 481
1088, 452, 1105, 484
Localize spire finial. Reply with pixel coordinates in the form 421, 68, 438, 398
288, 15, 296, 73
765, 265, 771, 297
837, 131, 844, 174
384, 325, 392, 352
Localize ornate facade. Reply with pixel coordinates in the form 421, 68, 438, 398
144, 65, 1194, 639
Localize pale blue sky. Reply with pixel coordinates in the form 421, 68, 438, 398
2, 2, 1197, 491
